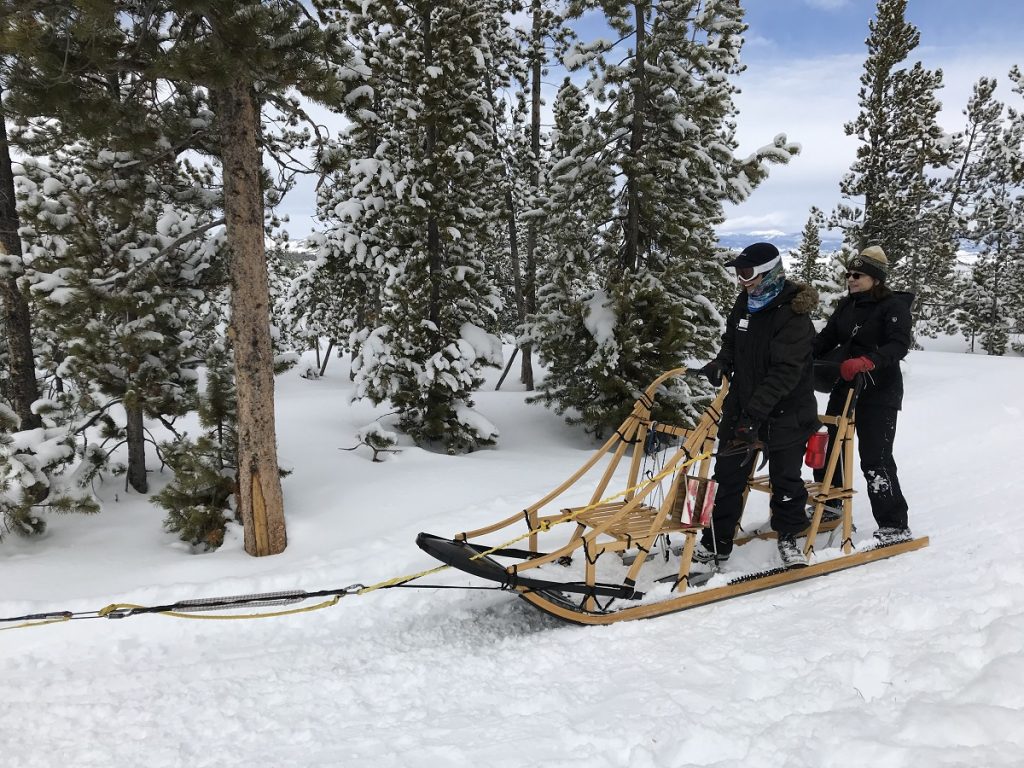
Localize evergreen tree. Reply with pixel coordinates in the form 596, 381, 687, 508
17, 142, 220, 494
525, 78, 615, 427
286, 228, 368, 378
817, 247, 855, 321
529, 0, 798, 434
292, 6, 386, 377
265, 242, 304, 372
0, 394, 101, 541
793, 207, 828, 293
332, 0, 509, 453
153, 340, 237, 550
506, 1, 573, 389
486, 94, 528, 342
951, 69, 1024, 355
832, 0, 955, 337
1008, 67, 1024, 352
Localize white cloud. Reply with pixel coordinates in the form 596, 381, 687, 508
803, 0, 850, 10
725, 45, 1022, 235
716, 214, 791, 235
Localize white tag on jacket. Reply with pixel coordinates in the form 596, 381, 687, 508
738, 317, 749, 331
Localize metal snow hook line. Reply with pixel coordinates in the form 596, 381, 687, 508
0, 586, 367, 631
0, 449, 711, 632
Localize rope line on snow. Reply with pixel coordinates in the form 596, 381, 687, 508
0, 449, 711, 631
97, 597, 344, 621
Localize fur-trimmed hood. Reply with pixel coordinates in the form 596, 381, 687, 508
788, 282, 819, 315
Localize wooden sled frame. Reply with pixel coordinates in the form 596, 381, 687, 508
417, 368, 929, 625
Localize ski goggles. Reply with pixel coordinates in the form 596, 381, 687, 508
734, 255, 781, 283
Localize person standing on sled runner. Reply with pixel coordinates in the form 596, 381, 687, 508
812, 245, 913, 545
696, 242, 820, 570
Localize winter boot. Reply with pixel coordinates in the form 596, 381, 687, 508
873, 527, 912, 546
692, 541, 729, 567
777, 534, 807, 569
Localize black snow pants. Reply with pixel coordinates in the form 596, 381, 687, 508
701, 441, 809, 557
813, 395, 909, 530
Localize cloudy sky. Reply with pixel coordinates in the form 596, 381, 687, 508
278, 1, 1023, 241
719, 0, 1024, 236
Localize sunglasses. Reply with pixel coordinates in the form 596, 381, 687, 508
846, 272, 865, 280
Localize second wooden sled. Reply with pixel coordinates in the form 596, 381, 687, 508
417, 368, 928, 625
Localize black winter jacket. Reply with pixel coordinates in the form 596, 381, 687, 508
812, 290, 912, 410
715, 281, 819, 450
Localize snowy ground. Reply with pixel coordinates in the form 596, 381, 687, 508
2, 342, 1023, 767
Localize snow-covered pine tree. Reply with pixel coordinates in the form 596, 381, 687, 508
265, 242, 304, 372
525, 77, 615, 428
1008, 67, 1024, 353
153, 340, 238, 550
888, 62, 958, 338
817, 247, 855, 322
529, 0, 798, 435
793, 207, 829, 318
505, 1, 574, 390
285, 225, 368, 377
0, 121, 90, 541
831, 0, 955, 338
950, 69, 1024, 354
488, 95, 531, 343
17, 142, 221, 494
0, 392, 101, 542
945, 77, 1003, 352
338, 1, 508, 453
292, 7, 381, 378
477, 0, 533, 353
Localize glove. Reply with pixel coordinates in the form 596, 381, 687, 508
733, 413, 761, 445
698, 360, 724, 387
840, 355, 875, 381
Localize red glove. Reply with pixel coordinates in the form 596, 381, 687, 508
840, 355, 875, 381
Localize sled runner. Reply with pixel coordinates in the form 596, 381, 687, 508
417, 368, 928, 625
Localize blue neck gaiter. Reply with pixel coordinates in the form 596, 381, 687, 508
746, 261, 785, 313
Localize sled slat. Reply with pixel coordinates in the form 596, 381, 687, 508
572, 502, 701, 539
745, 477, 857, 499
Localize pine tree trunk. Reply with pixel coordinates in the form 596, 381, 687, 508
622, 2, 648, 275
520, 1, 542, 392
423, 12, 441, 331
504, 183, 526, 340
0, 96, 43, 431
124, 402, 148, 493
215, 78, 287, 557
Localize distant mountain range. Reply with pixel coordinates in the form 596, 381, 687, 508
282, 230, 901, 258
716, 231, 844, 253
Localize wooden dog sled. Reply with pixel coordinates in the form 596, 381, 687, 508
417, 368, 928, 625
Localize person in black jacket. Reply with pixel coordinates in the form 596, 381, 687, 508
696, 242, 819, 570
812, 245, 913, 545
